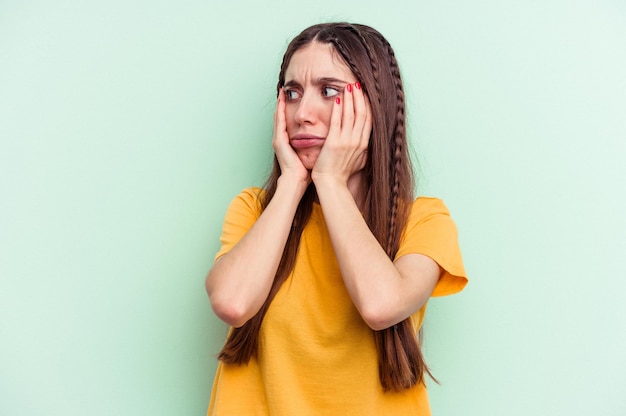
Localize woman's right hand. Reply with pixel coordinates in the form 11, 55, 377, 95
207, 90, 310, 327
272, 89, 310, 185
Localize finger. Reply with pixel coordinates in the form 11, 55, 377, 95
351, 82, 365, 131
274, 90, 291, 151
363, 92, 373, 146
273, 91, 293, 160
328, 92, 343, 141
273, 90, 280, 132
341, 83, 355, 134
275, 89, 287, 137
273, 90, 280, 137
353, 82, 371, 147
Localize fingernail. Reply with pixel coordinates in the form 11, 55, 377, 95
355, 82, 361, 89
336, 97, 341, 104
347, 83, 352, 93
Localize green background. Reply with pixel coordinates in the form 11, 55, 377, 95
1, 0, 625, 414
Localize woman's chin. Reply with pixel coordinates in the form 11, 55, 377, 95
296, 150, 320, 170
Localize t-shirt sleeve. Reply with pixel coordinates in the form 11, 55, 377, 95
214, 188, 264, 262
395, 197, 468, 297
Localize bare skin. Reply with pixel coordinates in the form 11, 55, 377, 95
206, 42, 440, 330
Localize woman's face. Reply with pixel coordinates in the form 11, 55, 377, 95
283, 41, 358, 169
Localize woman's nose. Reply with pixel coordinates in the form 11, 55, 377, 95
293, 95, 318, 125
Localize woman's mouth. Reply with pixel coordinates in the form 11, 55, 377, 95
289, 134, 325, 149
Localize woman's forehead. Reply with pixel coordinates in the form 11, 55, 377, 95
285, 42, 355, 82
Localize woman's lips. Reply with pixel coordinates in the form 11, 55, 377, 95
289, 134, 325, 149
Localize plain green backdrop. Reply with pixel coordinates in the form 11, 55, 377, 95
1, 0, 625, 414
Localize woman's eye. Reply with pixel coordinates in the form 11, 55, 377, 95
284, 89, 300, 101
322, 87, 340, 98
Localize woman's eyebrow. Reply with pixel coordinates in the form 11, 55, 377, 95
314, 77, 349, 85
283, 80, 301, 88
283, 77, 350, 88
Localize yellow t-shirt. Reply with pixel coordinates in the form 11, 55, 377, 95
208, 188, 467, 416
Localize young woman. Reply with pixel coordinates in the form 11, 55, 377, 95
206, 22, 467, 415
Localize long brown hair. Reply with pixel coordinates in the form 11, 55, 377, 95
218, 23, 435, 391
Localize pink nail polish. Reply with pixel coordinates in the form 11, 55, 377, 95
336, 97, 341, 104
347, 83, 352, 93
355, 82, 361, 89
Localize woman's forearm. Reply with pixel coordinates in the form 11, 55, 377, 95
206, 177, 308, 327
314, 178, 438, 330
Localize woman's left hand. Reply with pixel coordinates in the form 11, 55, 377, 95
311, 82, 372, 186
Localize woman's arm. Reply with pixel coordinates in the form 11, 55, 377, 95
312, 83, 439, 330
206, 92, 309, 328
206, 178, 306, 327
315, 181, 440, 330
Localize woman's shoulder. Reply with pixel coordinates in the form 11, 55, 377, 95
409, 196, 452, 220
236, 187, 265, 202
224, 187, 265, 216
